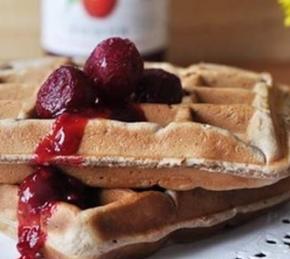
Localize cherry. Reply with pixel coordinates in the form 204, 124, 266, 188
36, 66, 97, 118
134, 69, 183, 104
82, 0, 117, 18
110, 103, 147, 122
84, 37, 144, 101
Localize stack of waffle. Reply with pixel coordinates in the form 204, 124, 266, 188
0, 57, 290, 258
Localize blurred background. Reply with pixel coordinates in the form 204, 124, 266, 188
1, 0, 290, 82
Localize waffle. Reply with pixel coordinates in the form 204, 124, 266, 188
0, 58, 290, 258
0, 58, 290, 191
1, 176, 290, 259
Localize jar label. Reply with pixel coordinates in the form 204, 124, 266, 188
41, 0, 169, 57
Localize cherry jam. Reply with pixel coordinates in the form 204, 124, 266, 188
35, 113, 90, 165
17, 167, 96, 259
35, 105, 146, 165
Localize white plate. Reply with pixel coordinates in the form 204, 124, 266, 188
1, 202, 290, 259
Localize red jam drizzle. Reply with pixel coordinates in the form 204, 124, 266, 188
34, 105, 146, 165
19, 104, 146, 258
35, 113, 89, 165
17, 167, 95, 259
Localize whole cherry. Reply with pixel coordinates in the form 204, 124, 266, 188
84, 37, 144, 102
135, 69, 183, 104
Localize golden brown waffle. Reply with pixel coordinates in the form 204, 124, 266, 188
0, 58, 290, 191
1, 177, 290, 259
1, 58, 290, 258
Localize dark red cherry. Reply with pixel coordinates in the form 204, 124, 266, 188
135, 69, 183, 104
110, 103, 147, 122
36, 66, 97, 118
84, 37, 144, 101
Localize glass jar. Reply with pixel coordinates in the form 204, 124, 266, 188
41, 0, 169, 61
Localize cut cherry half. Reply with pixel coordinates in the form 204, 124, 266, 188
36, 65, 97, 119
